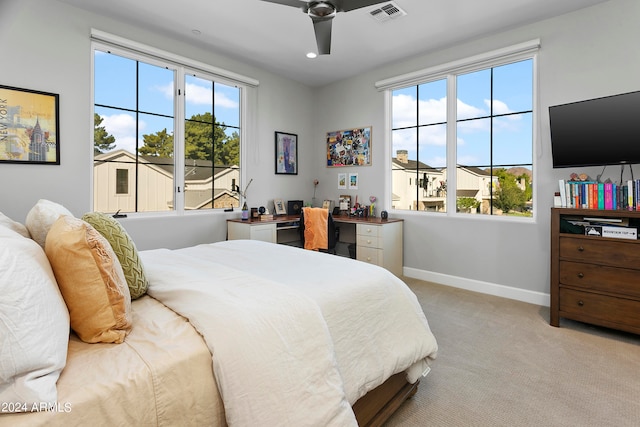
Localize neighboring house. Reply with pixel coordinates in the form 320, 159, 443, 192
391, 150, 445, 211
93, 149, 239, 213
451, 165, 496, 214
392, 150, 499, 213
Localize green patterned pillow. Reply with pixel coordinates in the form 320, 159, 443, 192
81, 212, 149, 299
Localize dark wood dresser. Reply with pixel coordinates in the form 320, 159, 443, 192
550, 208, 640, 334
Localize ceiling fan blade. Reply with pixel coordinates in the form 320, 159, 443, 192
260, 0, 307, 10
338, 0, 388, 13
312, 18, 333, 55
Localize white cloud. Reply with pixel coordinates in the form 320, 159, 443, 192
155, 81, 239, 109
101, 113, 146, 154
392, 94, 447, 129
157, 82, 174, 99
488, 99, 510, 115
457, 99, 486, 120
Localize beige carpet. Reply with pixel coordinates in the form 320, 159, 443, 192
384, 278, 640, 427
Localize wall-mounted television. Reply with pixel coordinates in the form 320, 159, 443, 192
549, 90, 640, 168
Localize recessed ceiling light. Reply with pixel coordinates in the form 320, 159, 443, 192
191, 29, 201, 36
306, 52, 317, 59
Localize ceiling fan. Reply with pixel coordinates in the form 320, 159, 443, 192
260, 0, 387, 55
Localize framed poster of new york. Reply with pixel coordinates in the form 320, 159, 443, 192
0, 85, 60, 165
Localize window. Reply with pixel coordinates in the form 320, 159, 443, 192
391, 79, 447, 212
386, 41, 538, 218
115, 169, 128, 194
92, 32, 253, 214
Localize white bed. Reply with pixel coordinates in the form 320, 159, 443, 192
1, 213, 437, 426
142, 239, 439, 426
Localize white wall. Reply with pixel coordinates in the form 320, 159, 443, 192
0, 0, 314, 249
312, 0, 640, 302
2, 0, 638, 303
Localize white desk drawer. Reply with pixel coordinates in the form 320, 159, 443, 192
357, 246, 380, 265
357, 234, 380, 249
356, 224, 380, 238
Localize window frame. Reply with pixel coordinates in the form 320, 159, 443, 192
90, 30, 257, 217
379, 40, 540, 221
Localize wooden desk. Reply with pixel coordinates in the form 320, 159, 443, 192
227, 215, 404, 276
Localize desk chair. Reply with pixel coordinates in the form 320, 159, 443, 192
299, 207, 339, 254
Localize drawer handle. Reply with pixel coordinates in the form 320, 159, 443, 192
367, 239, 372, 244
577, 300, 584, 306
577, 273, 584, 279
577, 246, 584, 252
366, 257, 372, 261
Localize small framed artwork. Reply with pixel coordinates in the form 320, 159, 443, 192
326, 126, 371, 167
273, 198, 287, 215
338, 173, 347, 189
275, 131, 298, 175
348, 173, 359, 190
339, 195, 351, 212
0, 85, 60, 164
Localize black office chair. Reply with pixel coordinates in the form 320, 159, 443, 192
299, 208, 339, 254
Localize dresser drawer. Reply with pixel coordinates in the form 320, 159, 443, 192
357, 246, 380, 265
559, 287, 640, 327
357, 234, 380, 249
559, 236, 640, 268
356, 224, 380, 238
559, 260, 640, 298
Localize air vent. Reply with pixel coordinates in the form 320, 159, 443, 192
369, 2, 407, 23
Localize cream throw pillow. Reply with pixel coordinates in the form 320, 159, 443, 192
82, 212, 149, 299
45, 216, 132, 344
25, 199, 74, 248
0, 226, 69, 408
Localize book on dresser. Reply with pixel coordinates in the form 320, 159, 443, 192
560, 179, 640, 210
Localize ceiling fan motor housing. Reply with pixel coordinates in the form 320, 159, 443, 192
308, 1, 337, 20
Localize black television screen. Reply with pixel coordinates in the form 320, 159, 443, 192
549, 90, 640, 168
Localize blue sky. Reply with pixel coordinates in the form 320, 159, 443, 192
94, 50, 240, 154
392, 59, 533, 169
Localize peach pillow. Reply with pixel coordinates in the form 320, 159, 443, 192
45, 216, 132, 344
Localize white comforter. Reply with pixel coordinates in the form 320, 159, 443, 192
141, 240, 438, 426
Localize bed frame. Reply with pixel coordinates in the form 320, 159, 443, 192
352, 373, 420, 426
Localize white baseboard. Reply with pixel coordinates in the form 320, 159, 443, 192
403, 267, 550, 307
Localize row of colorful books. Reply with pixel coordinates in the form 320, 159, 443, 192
559, 179, 640, 210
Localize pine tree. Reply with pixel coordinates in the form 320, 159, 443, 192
94, 113, 116, 154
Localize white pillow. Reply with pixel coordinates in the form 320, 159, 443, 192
0, 226, 70, 409
0, 211, 30, 238
25, 199, 74, 248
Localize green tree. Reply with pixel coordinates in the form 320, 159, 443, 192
457, 197, 480, 212
493, 169, 527, 212
139, 128, 174, 157
184, 113, 239, 166
216, 130, 239, 166
138, 113, 240, 165
94, 113, 115, 154
518, 173, 533, 202
184, 113, 214, 161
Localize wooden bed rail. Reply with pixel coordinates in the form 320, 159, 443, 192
352, 372, 420, 426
